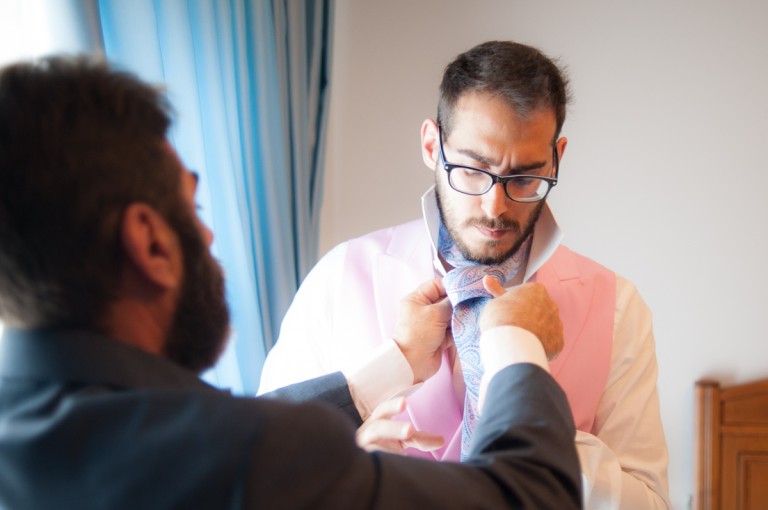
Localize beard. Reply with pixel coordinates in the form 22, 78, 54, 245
162, 213, 231, 374
435, 177, 543, 265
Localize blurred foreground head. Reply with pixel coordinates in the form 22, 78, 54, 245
0, 56, 229, 372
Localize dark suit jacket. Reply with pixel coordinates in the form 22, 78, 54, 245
0, 328, 581, 509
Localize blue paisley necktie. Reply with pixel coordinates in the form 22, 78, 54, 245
438, 222, 529, 459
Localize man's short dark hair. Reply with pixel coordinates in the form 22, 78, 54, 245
0, 56, 186, 329
437, 41, 571, 141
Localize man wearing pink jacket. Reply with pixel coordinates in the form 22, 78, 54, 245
260, 40, 670, 509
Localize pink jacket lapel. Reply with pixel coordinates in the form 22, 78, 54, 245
371, 221, 463, 460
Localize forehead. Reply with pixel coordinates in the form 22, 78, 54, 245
161, 141, 195, 187
448, 91, 557, 145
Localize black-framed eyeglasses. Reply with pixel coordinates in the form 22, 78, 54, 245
437, 126, 559, 203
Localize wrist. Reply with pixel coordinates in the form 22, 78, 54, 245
480, 326, 549, 374
395, 343, 425, 383
342, 339, 416, 419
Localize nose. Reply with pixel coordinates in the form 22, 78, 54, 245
199, 220, 214, 247
480, 182, 509, 219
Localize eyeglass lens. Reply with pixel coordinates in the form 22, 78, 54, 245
448, 169, 551, 201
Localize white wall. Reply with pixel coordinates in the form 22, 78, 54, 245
0, 0, 101, 67
321, 1, 768, 508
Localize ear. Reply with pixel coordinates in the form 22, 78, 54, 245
556, 136, 568, 162
420, 118, 440, 171
120, 203, 182, 290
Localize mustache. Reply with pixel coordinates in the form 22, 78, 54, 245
464, 217, 521, 231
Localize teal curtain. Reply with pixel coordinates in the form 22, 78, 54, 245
98, 0, 333, 394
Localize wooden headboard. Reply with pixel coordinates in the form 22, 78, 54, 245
694, 377, 768, 510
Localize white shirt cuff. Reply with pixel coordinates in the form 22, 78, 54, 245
342, 339, 420, 420
478, 325, 549, 412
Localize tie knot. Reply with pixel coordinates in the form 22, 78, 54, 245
444, 265, 504, 306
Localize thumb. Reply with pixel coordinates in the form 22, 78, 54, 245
483, 275, 506, 297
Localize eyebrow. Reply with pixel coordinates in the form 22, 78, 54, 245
455, 148, 548, 175
190, 170, 200, 184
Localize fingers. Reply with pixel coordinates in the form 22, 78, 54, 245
403, 431, 445, 452
411, 277, 447, 304
357, 417, 415, 453
478, 282, 564, 360
483, 275, 506, 297
368, 396, 406, 420
433, 294, 453, 321
356, 397, 445, 454
393, 279, 453, 382
357, 397, 412, 453
357, 419, 445, 454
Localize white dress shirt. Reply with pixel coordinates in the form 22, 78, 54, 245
341, 188, 671, 509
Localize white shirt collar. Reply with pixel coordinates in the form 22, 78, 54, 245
420, 185, 563, 281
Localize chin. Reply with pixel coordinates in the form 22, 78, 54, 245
462, 245, 507, 265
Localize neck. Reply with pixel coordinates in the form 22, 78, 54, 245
101, 298, 172, 358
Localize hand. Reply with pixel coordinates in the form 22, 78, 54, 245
393, 278, 453, 383
356, 397, 445, 454
479, 278, 564, 360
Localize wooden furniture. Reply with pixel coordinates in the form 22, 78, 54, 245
694, 377, 768, 510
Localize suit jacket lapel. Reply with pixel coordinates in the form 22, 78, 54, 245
371, 220, 435, 340
371, 221, 462, 460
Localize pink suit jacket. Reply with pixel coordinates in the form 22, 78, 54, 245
338, 219, 616, 460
